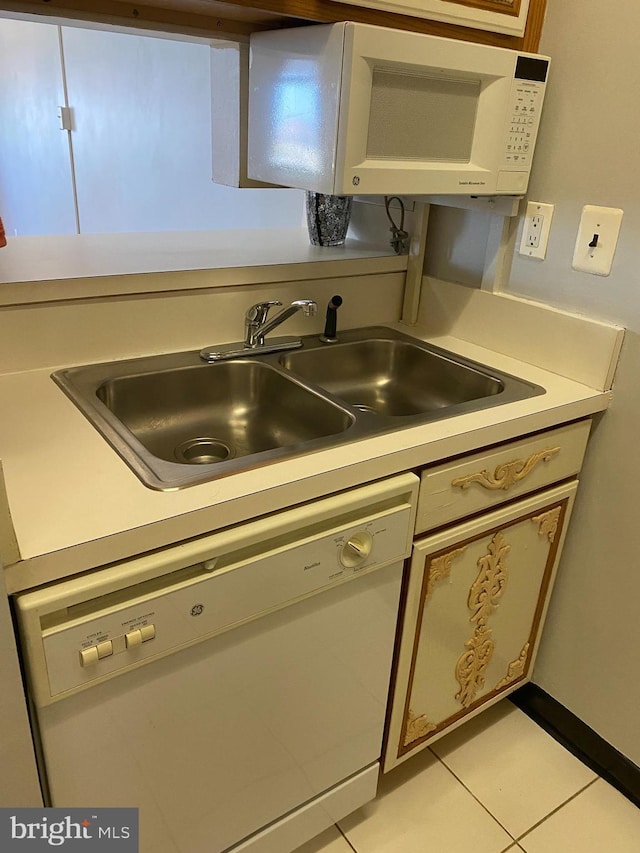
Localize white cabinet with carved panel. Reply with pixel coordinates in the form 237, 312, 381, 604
385, 460, 581, 771
335, 0, 531, 36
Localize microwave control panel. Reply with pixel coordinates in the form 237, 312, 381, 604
503, 81, 545, 169
503, 54, 549, 172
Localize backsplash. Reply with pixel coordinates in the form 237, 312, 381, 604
0, 272, 405, 374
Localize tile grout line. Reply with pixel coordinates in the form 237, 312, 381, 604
515, 776, 600, 844
334, 754, 599, 853
430, 747, 600, 848
428, 748, 519, 844
336, 823, 359, 853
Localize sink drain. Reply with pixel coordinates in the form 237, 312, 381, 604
174, 438, 233, 465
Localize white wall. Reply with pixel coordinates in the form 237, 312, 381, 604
423, 205, 490, 287
505, 0, 640, 766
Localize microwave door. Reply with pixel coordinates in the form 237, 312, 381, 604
365, 69, 479, 162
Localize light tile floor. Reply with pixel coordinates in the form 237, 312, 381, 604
294, 702, 640, 853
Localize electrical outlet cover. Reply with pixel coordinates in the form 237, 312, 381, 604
519, 201, 554, 260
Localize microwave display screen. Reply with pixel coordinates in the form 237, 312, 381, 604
366, 69, 480, 162
515, 56, 549, 82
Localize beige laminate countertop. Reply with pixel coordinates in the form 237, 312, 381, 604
0, 328, 611, 594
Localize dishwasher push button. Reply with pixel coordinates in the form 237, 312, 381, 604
140, 624, 156, 642
125, 624, 156, 649
79, 640, 113, 666
79, 646, 100, 667
125, 629, 143, 648
96, 640, 113, 660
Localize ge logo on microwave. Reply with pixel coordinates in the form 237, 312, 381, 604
190, 604, 204, 617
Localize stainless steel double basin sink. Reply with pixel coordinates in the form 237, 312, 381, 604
53, 327, 544, 490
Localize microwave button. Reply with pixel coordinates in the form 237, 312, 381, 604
497, 171, 529, 192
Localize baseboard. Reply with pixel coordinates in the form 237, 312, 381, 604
510, 683, 640, 808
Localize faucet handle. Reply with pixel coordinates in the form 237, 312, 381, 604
246, 300, 282, 324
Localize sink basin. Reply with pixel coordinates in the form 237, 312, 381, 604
55, 356, 353, 490
280, 339, 504, 417
53, 327, 544, 491
97, 359, 353, 463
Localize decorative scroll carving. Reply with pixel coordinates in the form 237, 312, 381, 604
455, 531, 511, 708
495, 643, 530, 691
467, 532, 510, 625
451, 447, 561, 493
426, 547, 466, 600
402, 547, 467, 746
455, 624, 495, 708
532, 506, 562, 543
404, 710, 437, 746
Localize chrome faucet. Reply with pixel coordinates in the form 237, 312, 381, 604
244, 300, 317, 348
200, 299, 317, 362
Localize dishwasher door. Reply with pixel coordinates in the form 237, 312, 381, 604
16, 473, 418, 853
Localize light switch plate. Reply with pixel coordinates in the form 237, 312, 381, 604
519, 201, 554, 259
572, 205, 623, 276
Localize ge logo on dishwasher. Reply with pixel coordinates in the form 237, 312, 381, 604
190, 604, 205, 617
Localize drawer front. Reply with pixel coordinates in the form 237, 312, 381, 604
415, 419, 591, 534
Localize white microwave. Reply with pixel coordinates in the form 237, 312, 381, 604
247, 22, 549, 196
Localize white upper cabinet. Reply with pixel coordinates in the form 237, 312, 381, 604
0, 19, 77, 237
0, 20, 303, 238
61, 27, 302, 233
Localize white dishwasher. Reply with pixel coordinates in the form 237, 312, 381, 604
15, 473, 417, 853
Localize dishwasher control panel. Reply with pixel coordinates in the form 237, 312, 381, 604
16, 472, 418, 707
43, 508, 409, 698
79, 623, 157, 667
